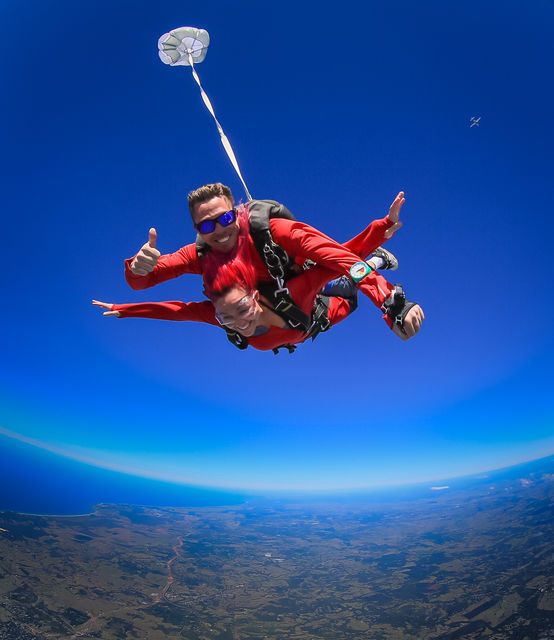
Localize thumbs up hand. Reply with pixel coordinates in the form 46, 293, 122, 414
130, 228, 160, 275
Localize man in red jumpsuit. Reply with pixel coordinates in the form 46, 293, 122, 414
123, 183, 423, 339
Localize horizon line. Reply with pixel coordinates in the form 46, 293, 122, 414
1, 425, 553, 494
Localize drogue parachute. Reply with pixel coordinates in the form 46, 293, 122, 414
158, 27, 209, 66
158, 27, 252, 201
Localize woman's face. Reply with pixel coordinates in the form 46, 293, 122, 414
213, 286, 263, 337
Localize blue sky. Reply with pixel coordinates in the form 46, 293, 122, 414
1, 0, 553, 491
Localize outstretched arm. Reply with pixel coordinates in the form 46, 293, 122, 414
268, 196, 424, 338
270, 218, 396, 310
92, 299, 219, 325
342, 191, 405, 257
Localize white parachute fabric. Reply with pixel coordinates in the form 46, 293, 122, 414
158, 27, 253, 201
158, 27, 209, 66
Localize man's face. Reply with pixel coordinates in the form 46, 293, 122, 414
192, 196, 240, 253
214, 287, 262, 337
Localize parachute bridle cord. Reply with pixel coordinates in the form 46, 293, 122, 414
158, 27, 253, 202
187, 54, 253, 202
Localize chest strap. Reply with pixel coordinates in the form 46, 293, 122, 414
258, 281, 312, 332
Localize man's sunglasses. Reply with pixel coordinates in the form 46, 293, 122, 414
195, 209, 237, 235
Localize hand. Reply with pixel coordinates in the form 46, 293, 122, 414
130, 228, 160, 275
391, 304, 424, 340
92, 299, 120, 317
384, 191, 405, 240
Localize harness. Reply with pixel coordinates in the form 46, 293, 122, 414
197, 199, 350, 353
221, 291, 336, 354
259, 284, 338, 354
381, 285, 417, 332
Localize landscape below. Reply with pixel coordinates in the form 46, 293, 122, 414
1, 457, 553, 639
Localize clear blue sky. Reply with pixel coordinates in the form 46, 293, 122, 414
1, 0, 553, 490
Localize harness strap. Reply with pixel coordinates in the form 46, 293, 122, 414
254, 230, 318, 332
224, 329, 249, 350
254, 230, 295, 282
382, 285, 417, 332
258, 278, 313, 333
272, 292, 312, 331
307, 295, 332, 341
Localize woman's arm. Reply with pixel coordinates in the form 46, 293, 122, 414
92, 299, 219, 326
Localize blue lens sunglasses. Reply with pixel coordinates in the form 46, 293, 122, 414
195, 209, 237, 235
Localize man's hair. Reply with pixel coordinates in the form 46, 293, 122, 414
187, 183, 234, 216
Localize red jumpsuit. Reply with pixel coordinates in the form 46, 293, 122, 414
113, 215, 400, 350
124, 216, 396, 315
114, 263, 359, 352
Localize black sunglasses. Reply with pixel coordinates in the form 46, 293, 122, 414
195, 209, 237, 235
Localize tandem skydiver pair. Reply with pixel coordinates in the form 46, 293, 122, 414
93, 183, 424, 354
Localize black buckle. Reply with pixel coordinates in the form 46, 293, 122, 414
272, 344, 297, 355
382, 286, 418, 331
382, 286, 406, 317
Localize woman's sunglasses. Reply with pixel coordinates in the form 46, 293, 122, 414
195, 209, 237, 235
215, 293, 257, 327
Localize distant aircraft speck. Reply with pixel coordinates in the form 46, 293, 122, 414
470, 116, 481, 128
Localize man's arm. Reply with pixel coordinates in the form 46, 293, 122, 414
124, 230, 202, 291
269, 217, 396, 310
342, 192, 404, 256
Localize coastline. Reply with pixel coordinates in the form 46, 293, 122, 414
0, 508, 98, 518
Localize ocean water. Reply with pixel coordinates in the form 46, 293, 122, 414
0, 436, 247, 515
2, 434, 553, 515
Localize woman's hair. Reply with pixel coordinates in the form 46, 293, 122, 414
204, 253, 257, 300
203, 205, 257, 300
